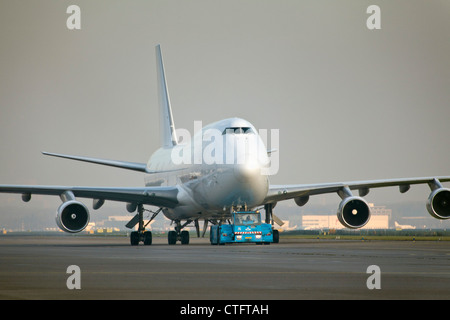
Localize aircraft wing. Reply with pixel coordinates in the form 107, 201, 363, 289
42, 152, 149, 173
0, 185, 179, 208
265, 176, 450, 203
264, 176, 450, 228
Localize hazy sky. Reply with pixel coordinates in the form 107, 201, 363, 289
1, 1, 450, 227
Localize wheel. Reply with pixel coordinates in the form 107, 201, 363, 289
273, 229, 279, 244
168, 230, 177, 245
210, 226, 217, 245
217, 227, 225, 245
143, 231, 152, 245
130, 231, 139, 246
180, 230, 189, 245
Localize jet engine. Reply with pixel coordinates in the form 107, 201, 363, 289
337, 196, 371, 229
56, 200, 90, 233
294, 195, 309, 207
426, 188, 450, 220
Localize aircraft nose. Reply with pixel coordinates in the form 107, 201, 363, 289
233, 162, 260, 182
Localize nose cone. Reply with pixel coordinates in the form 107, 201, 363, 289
233, 162, 261, 182
229, 163, 267, 208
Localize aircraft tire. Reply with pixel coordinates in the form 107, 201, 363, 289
168, 231, 177, 245
210, 227, 217, 245
143, 231, 152, 245
180, 230, 190, 245
273, 229, 279, 244
130, 231, 139, 246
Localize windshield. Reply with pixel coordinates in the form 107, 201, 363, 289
222, 127, 254, 135
234, 212, 261, 226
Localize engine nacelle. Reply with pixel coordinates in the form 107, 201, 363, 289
294, 196, 309, 207
337, 196, 371, 229
56, 200, 90, 233
426, 188, 450, 220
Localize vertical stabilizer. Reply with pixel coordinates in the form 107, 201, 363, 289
156, 44, 178, 148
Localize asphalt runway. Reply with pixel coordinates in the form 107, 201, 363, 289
0, 234, 449, 300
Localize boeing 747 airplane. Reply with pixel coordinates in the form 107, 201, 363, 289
1, 45, 449, 245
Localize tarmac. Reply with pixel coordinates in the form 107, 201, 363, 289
0, 234, 449, 300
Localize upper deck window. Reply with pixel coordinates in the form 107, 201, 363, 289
222, 127, 254, 135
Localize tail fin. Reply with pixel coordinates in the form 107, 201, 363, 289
156, 44, 178, 148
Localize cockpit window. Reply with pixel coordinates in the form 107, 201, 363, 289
222, 127, 253, 135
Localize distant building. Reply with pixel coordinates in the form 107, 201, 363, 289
95, 215, 135, 230
94, 215, 172, 231
302, 203, 391, 230
278, 220, 298, 232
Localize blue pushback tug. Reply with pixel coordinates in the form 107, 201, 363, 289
210, 210, 279, 245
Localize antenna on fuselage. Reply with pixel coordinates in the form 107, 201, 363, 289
156, 44, 178, 148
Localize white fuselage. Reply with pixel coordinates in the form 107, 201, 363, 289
144, 118, 270, 220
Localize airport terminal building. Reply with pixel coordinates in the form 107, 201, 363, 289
302, 204, 391, 230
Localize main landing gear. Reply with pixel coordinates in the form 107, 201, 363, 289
126, 204, 194, 246
128, 204, 161, 246
168, 220, 189, 245
168, 218, 211, 245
